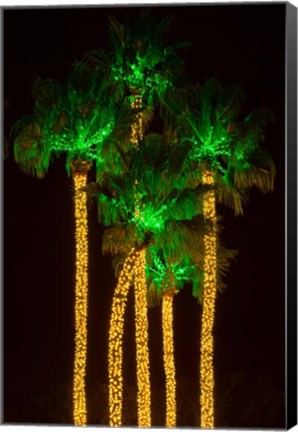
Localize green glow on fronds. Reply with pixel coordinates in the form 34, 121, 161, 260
146, 245, 200, 296
132, 201, 168, 234
15, 63, 124, 178
13, 121, 52, 178
46, 120, 115, 161
112, 51, 172, 99
176, 79, 275, 184
98, 13, 184, 105
97, 173, 202, 243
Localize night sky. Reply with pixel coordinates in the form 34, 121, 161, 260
4, 4, 285, 427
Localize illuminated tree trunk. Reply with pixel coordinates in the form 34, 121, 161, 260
71, 159, 92, 426
130, 92, 143, 148
162, 291, 176, 428
108, 91, 151, 427
134, 248, 151, 427
108, 248, 138, 426
200, 170, 217, 429
131, 91, 152, 427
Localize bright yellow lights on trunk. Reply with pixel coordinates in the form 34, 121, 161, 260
162, 292, 176, 428
108, 248, 151, 427
131, 95, 143, 148
135, 248, 151, 427
132, 93, 151, 427
108, 248, 136, 427
72, 161, 91, 426
109, 93, 151, 427
200, 170, 217, 429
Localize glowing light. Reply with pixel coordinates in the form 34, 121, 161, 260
108, 248, 137, 427
72, 161, 91, 426
134, 248, 151, 427
131, 95, 143, 149
162, 292, 176, 428
200, 170, 217, 429
131, 94, 151, 427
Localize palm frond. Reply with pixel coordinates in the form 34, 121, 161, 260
84, 48, 112, 72
111, 253, 127, 278
13, 121, 52, 178
102, 224, 135, 256
31, 75, 62, 111
244, 107, 274, 128
232, 146, 276, 193
216, 240, 238, 292
146, 280, 162, 308
108, 14, 127, 47
216, 180, 248, 216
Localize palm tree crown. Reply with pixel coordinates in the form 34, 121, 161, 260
12, 62, 131, 178
166, 78, 276, 215
85, 11, 187, 107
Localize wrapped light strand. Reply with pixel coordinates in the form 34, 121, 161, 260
72, 161, 91, 426
134, 248, 151, 427
200, 171, 217, 429
108, 248, 137, 427
162, 291, 176, 428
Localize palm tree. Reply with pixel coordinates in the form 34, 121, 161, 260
85, 10, 186, 112
86, 132, 205, 427
85, 13, 187, 426
146, 244, 203, 428
11, 62, 131, 426
164, 78, 276, 428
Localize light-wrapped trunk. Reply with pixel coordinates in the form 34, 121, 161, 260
134, 248, 151, 427
162, 292, 176, 428
108, 91, 151, 427
132, 92, 152, 427
108, 248, 138, 426
200, 170, 217, 429
72, 160, 91, 426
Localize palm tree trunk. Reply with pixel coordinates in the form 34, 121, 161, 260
162, 291, 176, 428
134, 248, 151, 427
108, 248, 138, 426
108, 92, 151, 427
200, 170, 217, 429
131, 92, 143, 148
131, 91, 152, 427
71, 160, 92, 426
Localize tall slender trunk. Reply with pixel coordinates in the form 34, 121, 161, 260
200, 170, 217, 429
162, 291, 176, 428
108, 248, 138, 427
108, 92, 151, 427
131, 93, 143, 148
131, 91, 152, 427
134, 248, 151, 427
71, 160, 91, 426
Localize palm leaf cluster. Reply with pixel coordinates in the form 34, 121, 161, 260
86, 130, 236, 304
12, 62, 132, 178
88, 133, 202, 249
165, 78, 276, 216
85, 10, 188, 107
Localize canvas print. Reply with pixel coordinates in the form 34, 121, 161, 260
4, 3, 287, 428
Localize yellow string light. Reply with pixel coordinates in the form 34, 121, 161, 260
134, 248, 151, 427
200, 170, 217, 429
72, 167, 90, 426
132, 94, 151, 427
162, 292, 176, 428
108, 94, 151, 428
131, 95, 143, 149
108, 248, 137, 427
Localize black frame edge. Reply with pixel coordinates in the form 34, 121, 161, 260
286, 2, 297, 430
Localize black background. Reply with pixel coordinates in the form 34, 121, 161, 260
4, 4, 285, 427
